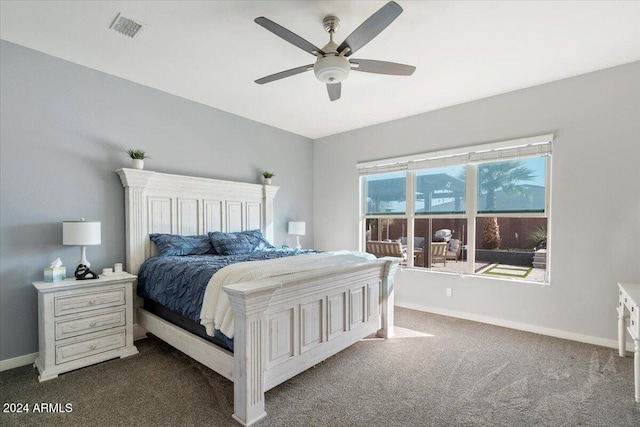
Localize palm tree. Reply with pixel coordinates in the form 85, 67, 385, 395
459, 161, 536, 249
478, 161, 536, 249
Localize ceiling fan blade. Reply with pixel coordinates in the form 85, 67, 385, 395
350, 59, 416, 75
255, 17, 325, 56
337, 1, 403, 57
327, 83, 341, 101
255, 64, 314, 85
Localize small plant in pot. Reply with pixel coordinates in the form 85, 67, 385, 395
127, 149, 147, 170
262, 171, 275, 185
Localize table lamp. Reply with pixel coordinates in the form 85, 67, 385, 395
63, 218, 101, 280
288, 221, 306, 250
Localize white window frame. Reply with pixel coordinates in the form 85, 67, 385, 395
359, 134, 553, 284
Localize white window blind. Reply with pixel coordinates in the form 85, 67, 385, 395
357, 134, 553, 175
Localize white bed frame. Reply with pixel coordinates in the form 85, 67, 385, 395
117, 168, 397, 426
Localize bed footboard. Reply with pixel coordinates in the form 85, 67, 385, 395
224, 258, 398, 426
117, 168, 399, 426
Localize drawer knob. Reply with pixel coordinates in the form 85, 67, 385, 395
90, 344, 97, 350
89, 322, 97, 327
89, 300, 96, 305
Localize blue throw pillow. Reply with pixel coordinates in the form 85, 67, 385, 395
150, 234, 215, 257
209, 232, 255, 256
242, 229, 275, 251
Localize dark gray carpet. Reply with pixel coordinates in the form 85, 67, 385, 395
2, 307, 639, 426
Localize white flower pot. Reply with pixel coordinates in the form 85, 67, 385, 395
131, 159, 144, 170
264, 178, 272, 185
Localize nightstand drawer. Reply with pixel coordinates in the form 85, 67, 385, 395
55, 288, 125, 316
55, 330, 126, 365
55, 309, 126, 340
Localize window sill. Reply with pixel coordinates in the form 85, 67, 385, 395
400, 265, 549, 286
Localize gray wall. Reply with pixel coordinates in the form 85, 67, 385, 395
314, 61, 640, 346
0, 41, 313, 361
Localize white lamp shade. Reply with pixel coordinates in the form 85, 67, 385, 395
63, 221, 101, 246
288, 221, 306, 236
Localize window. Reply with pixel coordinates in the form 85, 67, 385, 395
364, 172, 406, 215
415, 165, 466, 214
476, 157, 546, 214
359, 135, 551, 284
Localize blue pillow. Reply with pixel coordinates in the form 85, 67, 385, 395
150, 234, 215, 257
242, 229, 275, 251
209, 232, 254, 256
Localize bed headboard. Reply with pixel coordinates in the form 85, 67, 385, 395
117, 168, 279, 275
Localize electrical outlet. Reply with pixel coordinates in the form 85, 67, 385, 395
446, 288, 453, 297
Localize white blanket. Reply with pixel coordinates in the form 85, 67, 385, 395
199, 251, 375, 338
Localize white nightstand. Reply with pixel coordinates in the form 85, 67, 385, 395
618, 282, 640, 402
33, 272, 139, 381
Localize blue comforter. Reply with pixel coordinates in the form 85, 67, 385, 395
137, 249, 315, 325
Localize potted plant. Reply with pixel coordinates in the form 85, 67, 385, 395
529, 226, 547, 250
262, 171, 275, 185
127, 149, 147, 170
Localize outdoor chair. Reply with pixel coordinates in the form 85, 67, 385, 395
366, 241, 406, 262
431, 242, 448, 265
446, 238, 461, 262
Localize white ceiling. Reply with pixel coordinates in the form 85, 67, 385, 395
1, 1, 639, 139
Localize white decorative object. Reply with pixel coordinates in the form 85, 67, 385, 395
262, 172, 275, 186
114, 263, 123, 273
116, 168, 398, 426
44, 258, 66, 282
62, 219, 101, 269
617, 282, 640, 402
102, 268, 113, 275
33, 273, 138, 381
127, 149, 147, 170
288, 221, 306, 249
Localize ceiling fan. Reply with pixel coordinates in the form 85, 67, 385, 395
254, 1, 416, 101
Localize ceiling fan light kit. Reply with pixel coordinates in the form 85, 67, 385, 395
254, 1, 415, 101
314, 55, 350, 84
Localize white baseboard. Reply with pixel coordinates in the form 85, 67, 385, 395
0, 352, 38, 372
396, 302, 636, 353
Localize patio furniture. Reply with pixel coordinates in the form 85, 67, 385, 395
414, 249, 424, 267
397, 236, 425, 250
366, 241, 406, 261
446, 238, 461, 262
431, 242, 448, 265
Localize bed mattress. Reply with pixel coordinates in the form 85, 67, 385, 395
143, 298, 234, 351
137, 249, 315, 342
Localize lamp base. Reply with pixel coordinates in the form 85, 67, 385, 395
295, 235, 301, 250
78, 246, 90, 268
74, 264, 99, 280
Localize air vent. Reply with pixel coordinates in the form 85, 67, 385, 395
109, 13, 145, 38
